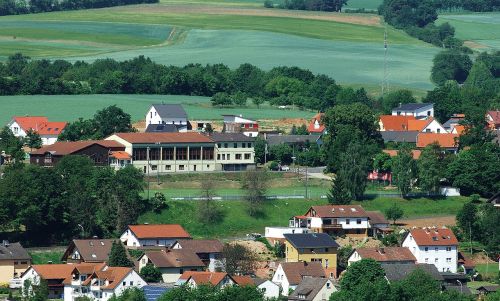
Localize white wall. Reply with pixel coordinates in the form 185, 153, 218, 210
8, 121, 27, 138
402, 233, 457, 273
146, 106, 187, 126
272, 264, 293, 296
313, 280, 336, 301
347, 250, 361, 266
258, 280, 280, 299
422, 120, 446, 133
265, 227, 309, 239
392, 106, 434, 118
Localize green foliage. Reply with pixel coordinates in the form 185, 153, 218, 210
392, 144, 416, 197
150, 192, 167, 213
269, 144, 293, 165
385, 203, 403, 224
380, 89, 416, 114
0, 126, 25, 163
337, 245, 353, 271
417, 143, 450, 194
109, 288, 147, 301
198, 179, 224, 226
381, 232, 400, 246
127, 249, 145, 260
456, 201, 480, 242
373, 152, 392, 172
159, 284, 263, 301
486, 291, 500, 301
431, 49, 473, 85
253, 136, 266, 164
25, 129, 42, 150
339, 259, 385, 292
211, 92, 233, 107
222, 243, 257, 275
241, 169, 269, 217
140, 263, 162, 283
108, 241, 134, 267
328, 173, 352, 205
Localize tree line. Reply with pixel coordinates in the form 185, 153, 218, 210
0, 0, 158, 16
263, 0, 348, 12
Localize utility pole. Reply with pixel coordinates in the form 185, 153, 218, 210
382, 23, 389, 96
147, 146, 150, 200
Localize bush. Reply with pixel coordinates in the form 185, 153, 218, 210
264, 0, 274, 8
140, 263, 163, 283
268, 161, 279, 171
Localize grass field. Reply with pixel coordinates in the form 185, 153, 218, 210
139, 196, 467, 238
437, 13, 500, 50
344, 0, 383, 10
475, 263, 500, 279
29, 249, 64, 264
0, 94, 317, 124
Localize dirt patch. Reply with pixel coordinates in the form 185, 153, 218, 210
259, 118, 309, 132
335, 236, 382, 248
117, 4, 382, 27
232, 240, 276, 261
463, 40, 489, 49
399, 215, 456, 228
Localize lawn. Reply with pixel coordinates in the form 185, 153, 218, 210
343, 0, 383, 10
28, 249, 64, 264
0, 94, 316, 125
475, 263, 499, 279
139, 196, 467, 238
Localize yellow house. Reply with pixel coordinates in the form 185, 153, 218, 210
0, 241, 31, 284
283, 233, 338, 273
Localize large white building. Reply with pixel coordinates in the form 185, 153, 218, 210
145, 104, 189, 132
392, 103, 434, 118
402, 228, 458, 273
7, 116, 67, 145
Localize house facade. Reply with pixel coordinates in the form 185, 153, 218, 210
272, 262, 325, 296
253, 278, 280, 299
287, 277, 336, 301
222, 115, 259, 137
307, 113, 326, 134
120, 224, 191, 248
347, 247, 417, 266
171, 239, 224, 272
283, 233, 339, 271
402, 228, 458, 273
138, 249, 205, 283
7, 116, 67, 145
145, 104, 189, 132
210, 133, 256, 171
392, 103, 434, 118
0, 241, 31, 286
61, 239, 115, 264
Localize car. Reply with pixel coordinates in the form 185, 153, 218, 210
280, 165, 290, 171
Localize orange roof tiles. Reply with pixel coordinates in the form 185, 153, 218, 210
112, 132, 214, 144
379, 115, 415, 131
408, 118, 432, 131
231, 275, 254, 286
306, 205, 368, 218
94, 267, 133, 289
180, 271, 229, 286
355, 247, 416, 262
129, 224, 191, 239
308, 113, 325, 133
12, 116, 67, 135
110, 151, 131, 160
383, 149, 421, 159
416, 133, 458, 148
453, 125, 466, 135
31, 263, 103, 284
409, 228, 458, 246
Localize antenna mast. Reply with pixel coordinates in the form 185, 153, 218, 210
382, 23, 389, 96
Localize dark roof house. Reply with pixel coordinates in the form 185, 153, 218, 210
0, 242, 30, 261
142, 249, 205, 269
280, 262, 326, 285
145, 124, 179, 133
381, 131, 419, 143
151, 104, 188, 120
61, 239, 115, 263
288, 277, 334, 301
284, 233, 339, 249
382, 263, 443, 282
265, 134, 321, 147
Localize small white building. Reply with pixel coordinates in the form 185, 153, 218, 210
402, 228, 458, 273
272, 262, 325, 296
392, 103, 434, 118
120, 224, 191, 247
145, 104, 189, 132
222, 115, 259, 137
265, 227, 310, 245
253, 278, 280, 299
7, 116, 67, 145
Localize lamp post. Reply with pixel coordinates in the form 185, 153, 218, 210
147, 146, 150, 200
456, 280, 463, 293
77, 224, 84, 238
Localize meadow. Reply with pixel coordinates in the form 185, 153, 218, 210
0, 94, 316, 124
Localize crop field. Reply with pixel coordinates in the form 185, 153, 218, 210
437, 13, 500, 50
344, 0, 383, 10
0, 94, 315, 124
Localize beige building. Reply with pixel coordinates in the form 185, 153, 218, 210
0, 241, 31, 285
210, 133, 255, 171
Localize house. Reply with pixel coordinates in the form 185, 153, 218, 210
171, 239, 224, 272
253, 278, 280, 299
308, 113, 326, 134
392, 103, 434, 118
265, 134, 322, 148
7, 116, 67, 145
443, 114, 465, 132
109, 151, 132, 170
486, 110, 500, 130
231, 275, 255, 286
378, 115, 415, 131
402, 228, 459, 273
347, 247, 416, 266
381, 131, 418, 144
61, 239, 115, 264
120, 224, 191, 247
272, 262, 325, 296
210, 133, 256, 171
408, 118, 446, 133
366, 211, 391, 237
283, 233, 339, 271
457, 251, 475, 274
145, 124, 179, 133
383, 149, 421, 160
0, 241, 31, 285
29, 140, 125, 167
487, 191, 500, 207
138, 249, 205, 283
105, 132, 216, 173
381, 263, 444, 283
290, 205, 371, 237
416, 133, 459, 153
477, 285, 499, 296
265, 227, 310, 245
287, 277, 336, 301
177, 271, 235, 288
145, 104, 190, 132
222, 115, 259, 137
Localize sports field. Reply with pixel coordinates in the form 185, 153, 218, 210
0, 94, 315, 124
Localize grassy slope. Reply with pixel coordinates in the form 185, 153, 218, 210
437, 13, 500, 49
139, 196, 467, 239
0, 94, 315, 125
29, 250, 64, 264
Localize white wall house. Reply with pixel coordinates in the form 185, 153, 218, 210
254, 279, 280, 300
120, 224, 191, 248
171, 239, 224, 272
7, 116, 67, 145
392, 103, 434, 118
420, 119, 447, 133
402, 228, 458, 273
145, 104, 189, 132
272, 262, 325, 296
222, 115, 259, 137
272, 264, 293, 296
211, 133, 256, 171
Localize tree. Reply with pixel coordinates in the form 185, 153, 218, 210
211, 92, 233, 106
198, 178, 224, 225
108, 241, 134, 267
241, 169, 268, 217
269, 143, 293, 165
296, 124, 308, 135
0, 126, 25, 163
392, 145, 416, 197
150, 192, 167, 213
222, 243, 257, 275
253, 136, 266, 164
231, 91, 247, 106
456, 201, 479, 242
328, 173, 351, 205
464, 61, 498, 97
109, 288, 147, 301
431, 49, 473, 85
339, 259, 385, 292
417, 143, 448, 194
337, 245, 353, 271
113, 165, 146, 234
373, 152, 392, 172
380, 89, 416, 114
25, 129, 42, 150
385, 203, 404, 224
93, 105, 134, 139
140, 263, 162, 283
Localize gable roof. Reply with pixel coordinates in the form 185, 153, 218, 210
382, 263, 443, 282
179, 271, 229, 286
308, 113, 325, 133
280, 262, 326, 285
111, 132, 213, 144
416, 133, 458, 148
284, 233, 339, 249
174, 239, 224, 253
231, 275, 254, 286
30, 140, 124, 156
128, 224, 191, 239
144, 249, 204, 268
393, 103, 433, 111
0, 242, 30, 261
145, 124, 179, 133
11, 117, 67, 136
209, 133, 255, 142
407, 228, 458, 246
366, 211, 389, 225
63, 239, 115, 263
379, 115, 415, 131
92, 267, 134, 289
487, 110, 500, 125
288, 277, 329, 301
458, 252, 475, 269
306, 205, 368, 218
381, 131, 418, 143
266, 134, 320, 147
408, 118, 433, 132
30, 263, 103, 284
354, 247, 416, 263
151, 104, 187, 119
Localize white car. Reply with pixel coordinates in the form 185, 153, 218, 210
280, 165, 290, 171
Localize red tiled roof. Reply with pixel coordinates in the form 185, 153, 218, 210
408, 118, 433, 131
179, 271, 229, 286
487, 111, 500, 125
409, 228, 458, 246
452, 125, 466, 135
93, 267, 133, 289
458, 252, 475, 269
30, 140, 125, 155
129, 224, 191, 239
231, 275, 254, 286
383, 149, 421, 159
416, 133, 458, 148
366, 211, 389, 224
12, 117, 67, 135
306, 205, 368, 218
308, 113, 325, 133
111, 132, 214, 144
31, 263, 103, 284
379, 115, 415, 131
354, 247, 416, 262
110, 151, 131, 160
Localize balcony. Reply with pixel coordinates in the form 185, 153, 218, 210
90, 285, 102, 292
322, 224, 342, 229
71, 279, 82, 286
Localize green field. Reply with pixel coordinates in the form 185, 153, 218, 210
139, 196, 467, 238
0, 94, 316, 124
437, 13, 500, 50
29, 249, 64, 264
343, 0, 383, 10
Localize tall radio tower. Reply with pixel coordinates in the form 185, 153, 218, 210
382, 24, 389, 96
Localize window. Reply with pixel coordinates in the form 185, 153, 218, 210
162, 148, 174, 160
165, 165, 171, 170
424, 247, 429, 252
346, 219, 350, 225
176, 147, 187, 160
189, 147, 201, 160
227, 154, 231, 160
224, 143, 228, 148
217, 154, 220, 160
437, 129, 441, 133
446, 247, 451, 252
327, 282, 331, 289
133, 148, 147, 161
435, 247, 439, 252
446, 258, 451, 263
206, 164, 210, 168
149, 148, 160, 160
426, 129, 431, 132
356, 219, 361, 224
425, 258, 429, 263
203, 147, 214, 160
130, 281, 133, 285
236, 154, 242, 160
142, 259, 146, 264
435, 258, 438, 263
151, 165, 157, 171
222, 154, 226, 160
21, 261, 27, 264
179, 165, 185, 170
248, 143, 252, 148
234, 143, 238, 148
180, 268, 184, 274
217, 143, 222, 148
244, 153, 251, 160
123, 282, 126, 286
